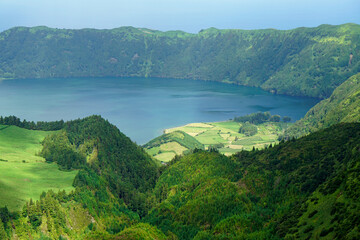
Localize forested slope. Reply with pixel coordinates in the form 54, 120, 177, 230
1, 117, 359, 239
284, 72, 360, 138
0, 116, 164, 239
0, 24, 359, 98
146, 123, 360, 239
40, 116, 160, 213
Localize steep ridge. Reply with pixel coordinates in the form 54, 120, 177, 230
40, 116, 160, 213
0, 24, 359, 98
284, 72, 360, 138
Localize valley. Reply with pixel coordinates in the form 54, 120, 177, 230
0, 23, 359, 239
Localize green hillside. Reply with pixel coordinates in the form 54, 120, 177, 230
1, 116, 360, 239
1, 24, 359, 98
0, 125, 77, 211
0, 116, 163, 239
0, 125, 49, 162
144, 130, 204, 162
284, 72, 360, 138
145, 117, 291, 162
146, 123, 360, 239
40, 116, 160, 213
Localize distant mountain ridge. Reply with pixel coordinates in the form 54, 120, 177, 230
0, 23, 359, 98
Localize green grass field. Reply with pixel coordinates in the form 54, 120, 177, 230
154, 152, 176, 162
147, 121, 291, 161
0, 161, 77, 210
0, 125, 78, 210
0, 125, 49, 162
144, 130, 204, 162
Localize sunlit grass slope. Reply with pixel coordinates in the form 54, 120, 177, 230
144, 130, 204, 162
0, 162, 77, 210
0, 125, 77, 210
146, 121, 290, 162
0, 125, 48, 162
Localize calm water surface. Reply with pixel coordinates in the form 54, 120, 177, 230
0, 77, 319, 144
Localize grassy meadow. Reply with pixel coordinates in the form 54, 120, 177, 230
0, 125, 49, 162
167, 121, 290, 153
0, 161, 77, 210
144, 130, 204, 163
145, 120, 291, 162
0, 125, 78, 210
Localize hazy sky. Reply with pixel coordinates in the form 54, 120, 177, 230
0, 0, 359, 33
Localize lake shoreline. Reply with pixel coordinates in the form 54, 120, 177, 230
0, 77, 319, 144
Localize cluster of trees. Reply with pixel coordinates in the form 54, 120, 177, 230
2, 187, 142, 239
40, 131, 85, 170
0, 24, 359, 98
238, 122, 258, 136
233, 112, 291, 124
0, 115, 64, 131
0, 207, 10, 239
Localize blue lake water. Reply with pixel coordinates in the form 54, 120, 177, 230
0, 77, 319, 144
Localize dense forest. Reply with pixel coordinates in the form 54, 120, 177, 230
0, 116, 359, 239
146, 123, 360, 239
284, 72, 360, 138
0, 24, 359, 98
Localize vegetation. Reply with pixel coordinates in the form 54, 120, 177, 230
1, 116, 360, 239
0, 124, 77, 211
284, 72, 360, 138
0, 115, 64, 131
1, 21, 359, 240
234, 111, 290, 124
155, 118, 290, 160
0, 161, 77, 211
143, 130, 204, 162
0, 24, 359, 98
0, 116, 164, 239
40, 116, 160, 214
0, 124, 50, 162
116, 223, 169, 240
146, 123, 360, 239
238, 122, 258, 136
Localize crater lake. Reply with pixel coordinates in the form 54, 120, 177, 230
0, 77, 319, 144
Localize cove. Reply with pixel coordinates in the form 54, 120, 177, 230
0, 77, 319, 144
